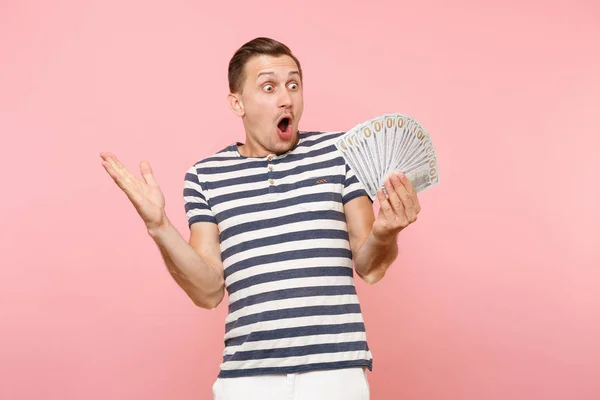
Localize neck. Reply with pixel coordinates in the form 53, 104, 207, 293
237, 132, 299, 158
237, 141, 269, 158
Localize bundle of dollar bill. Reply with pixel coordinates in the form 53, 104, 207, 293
335, 113, 439, 200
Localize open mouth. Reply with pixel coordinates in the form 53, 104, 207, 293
276, 116, 293, 140
278, 117, 290, 131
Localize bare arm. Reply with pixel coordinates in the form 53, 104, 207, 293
345, 171, 421, 285
100, 152, 224, 309
345, 196, 399, 284
148, 217, 224, 309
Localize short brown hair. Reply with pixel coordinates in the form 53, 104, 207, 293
228, 37, 303, 94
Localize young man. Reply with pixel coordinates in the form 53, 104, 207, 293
100, 37, 421, 400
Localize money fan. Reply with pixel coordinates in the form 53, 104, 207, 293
334, 113, 440, 200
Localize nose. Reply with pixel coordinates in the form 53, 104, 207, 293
279, 87, 292, 109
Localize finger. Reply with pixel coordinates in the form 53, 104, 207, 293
102, 160, 145, 207
101, 159, 133, 193
394, 172, 418, 222
100, 154, 140, 195
396, 171, 421, 215
391, 172, 413, 209
386, 175, 410, 227
101, 159, 121, 184
101, 152, 137, 183
383, 176, 405, 217
140, 160, 158, 187
101, 157, 126, 187
376, 188, 396, 222
100, 152, 127, 179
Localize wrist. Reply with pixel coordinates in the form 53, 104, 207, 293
146, 213, 172, 241
371, 230, 399, 247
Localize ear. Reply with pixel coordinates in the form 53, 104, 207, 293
228, 93, 245, 117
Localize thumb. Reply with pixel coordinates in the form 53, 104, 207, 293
140, 160, 158, 187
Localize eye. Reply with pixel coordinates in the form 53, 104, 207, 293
288, 82, 299, 90
263, 84, 274, 92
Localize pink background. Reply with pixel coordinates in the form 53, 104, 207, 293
1, 0, 599, 399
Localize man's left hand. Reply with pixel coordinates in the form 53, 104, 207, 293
372, 171, 421, 241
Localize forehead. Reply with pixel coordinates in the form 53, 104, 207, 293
244, 54, 299, 81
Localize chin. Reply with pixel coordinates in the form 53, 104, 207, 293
272, 141, 294, 154
281, 128, 298, 142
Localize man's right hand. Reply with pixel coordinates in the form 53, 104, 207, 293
100, 152, 225, 308
100, 152, 166, 231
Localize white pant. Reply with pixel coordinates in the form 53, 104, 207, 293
212, 367, 370, 399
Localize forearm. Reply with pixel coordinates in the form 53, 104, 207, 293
147, 217, 224, 309
353, 232, 398, 284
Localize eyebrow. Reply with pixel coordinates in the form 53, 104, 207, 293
257, 71, 300, 80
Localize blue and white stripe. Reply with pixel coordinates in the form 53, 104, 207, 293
183, 130, 373, 378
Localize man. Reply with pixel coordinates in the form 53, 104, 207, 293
100, 37, 421, 399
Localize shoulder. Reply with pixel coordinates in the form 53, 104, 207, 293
299, 130, 346, 142
183, 143, 243, 192
297, 130, 347, 153
186, 144, 239, 173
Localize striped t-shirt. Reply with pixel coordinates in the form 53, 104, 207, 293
183, 130, 373, 378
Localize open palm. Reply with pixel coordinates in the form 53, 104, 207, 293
100, 152, 165, 229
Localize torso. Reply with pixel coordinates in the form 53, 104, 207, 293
184, 130, 373, 378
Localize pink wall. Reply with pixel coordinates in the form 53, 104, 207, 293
1, 0, 599, 399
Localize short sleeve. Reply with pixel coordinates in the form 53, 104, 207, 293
183, 165, 217, 227
342, 163, 372, 204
